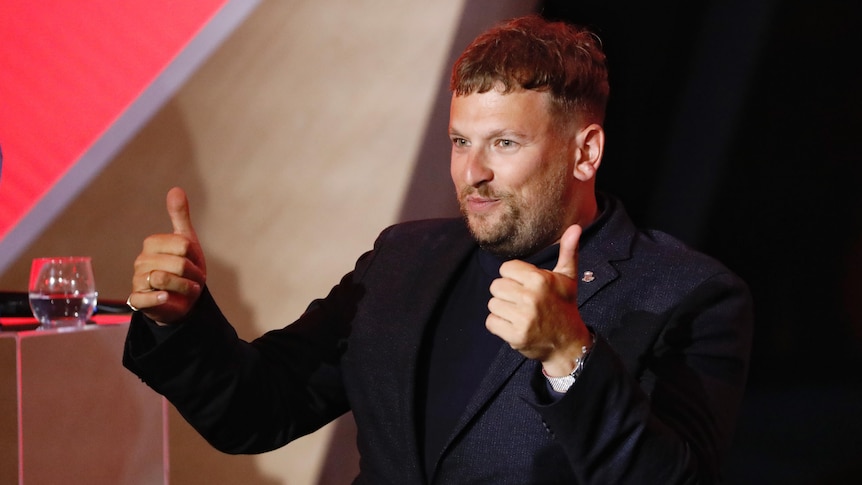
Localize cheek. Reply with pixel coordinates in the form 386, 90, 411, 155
495, 163, 540, 193
449, 162, 459, 185
450, 151, 465, 185
519, 164, 567, 200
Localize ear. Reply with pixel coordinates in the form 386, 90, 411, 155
572, 123, 605, 182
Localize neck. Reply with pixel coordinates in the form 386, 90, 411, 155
553, 196, 598, 246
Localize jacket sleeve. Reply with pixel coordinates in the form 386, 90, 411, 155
533, 271, 753, 484
122, 247, 378, 454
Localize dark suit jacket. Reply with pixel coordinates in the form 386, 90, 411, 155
123, 195, 752, 484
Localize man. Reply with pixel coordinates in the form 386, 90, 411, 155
124, 15, 752, 484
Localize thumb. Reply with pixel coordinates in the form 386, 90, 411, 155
166, 187, 198, 240
552, 224, 582, 279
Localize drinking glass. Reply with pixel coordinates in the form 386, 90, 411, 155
28, 257, 97, 329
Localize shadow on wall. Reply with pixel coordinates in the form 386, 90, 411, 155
114, 101, 270, 485
98, 98, 272, 484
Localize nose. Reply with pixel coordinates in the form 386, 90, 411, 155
461, 148, 493, 187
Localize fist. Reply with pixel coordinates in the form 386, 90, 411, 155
486, 225, 591, 375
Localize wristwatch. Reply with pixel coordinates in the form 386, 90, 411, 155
543, 336, 594, 393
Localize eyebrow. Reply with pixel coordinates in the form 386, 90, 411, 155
448, 127, 530, 140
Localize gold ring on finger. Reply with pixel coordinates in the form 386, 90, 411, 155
126, 296, 140, 312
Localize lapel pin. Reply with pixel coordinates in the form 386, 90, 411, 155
581, 271, 595, 283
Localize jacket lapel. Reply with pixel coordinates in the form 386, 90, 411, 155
575, 195, 636, 330
431, 342, 524, 475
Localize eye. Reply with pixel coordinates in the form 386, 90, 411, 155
451, 137, 469, 148
496, 139, 518, 149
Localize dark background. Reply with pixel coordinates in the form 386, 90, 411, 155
541, 0, 862, 483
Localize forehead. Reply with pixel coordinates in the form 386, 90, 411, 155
449, 89, 554, 134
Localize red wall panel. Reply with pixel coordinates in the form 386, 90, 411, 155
0, 0, 228, 239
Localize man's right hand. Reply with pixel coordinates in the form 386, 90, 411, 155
127, 187, 207, 325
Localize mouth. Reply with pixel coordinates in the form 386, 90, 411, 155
464, 194, 501, 214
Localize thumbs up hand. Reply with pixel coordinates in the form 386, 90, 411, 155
127, 187, 207, 324
551, 223, 581, 279
486, 224, 592, 376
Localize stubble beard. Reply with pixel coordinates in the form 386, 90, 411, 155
459, 165, 570, 260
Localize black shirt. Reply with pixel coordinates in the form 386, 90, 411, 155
418, 244, 559, 478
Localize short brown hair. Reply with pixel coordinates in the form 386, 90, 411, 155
451, 15, 609, 125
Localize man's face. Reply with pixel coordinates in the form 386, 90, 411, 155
449, 88, 577, 259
